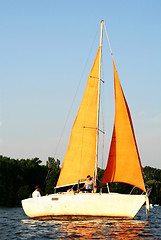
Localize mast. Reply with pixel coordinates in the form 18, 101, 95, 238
94, 20, 104, 187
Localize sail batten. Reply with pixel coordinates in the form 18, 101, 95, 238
101, 58, 145, 192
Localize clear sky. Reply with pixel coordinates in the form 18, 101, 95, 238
0, 0, 161, 169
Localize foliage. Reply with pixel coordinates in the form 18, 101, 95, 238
142, 166, 161, 204
44, 157, 61, 194
0, 156, 48, 206
0, 154, 161, 206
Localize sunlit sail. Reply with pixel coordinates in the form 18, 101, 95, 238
101, 59, 145, 192
56, 47, 101, 188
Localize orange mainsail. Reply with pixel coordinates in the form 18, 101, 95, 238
101, 58, 145, 192
56, 47, 101, 187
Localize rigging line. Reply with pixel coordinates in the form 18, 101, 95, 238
104, 23, 113, 56
54, 25, 100, 158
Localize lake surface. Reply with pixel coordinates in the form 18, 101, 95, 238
0, 206, 161, 239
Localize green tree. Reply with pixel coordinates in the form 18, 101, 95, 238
0, 156, 48, 206
45, 157, 61, 194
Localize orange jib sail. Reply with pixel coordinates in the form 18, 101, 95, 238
101, 58, 145, 192
56, 47, 101, 188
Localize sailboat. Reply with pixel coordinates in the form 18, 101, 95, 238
22, 20, 150, 220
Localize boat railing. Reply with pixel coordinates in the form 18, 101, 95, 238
130, 185, 152, 195
145, 185, 152, 197
77, 179, 87, 192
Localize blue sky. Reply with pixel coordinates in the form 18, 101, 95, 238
0, 1, 161, 168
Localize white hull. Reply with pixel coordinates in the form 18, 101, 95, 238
22, 192, 146, 220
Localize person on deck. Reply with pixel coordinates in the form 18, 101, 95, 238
32, 186, 41, 198
80, 175, 94, 193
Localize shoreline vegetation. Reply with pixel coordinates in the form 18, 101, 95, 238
0, 155, 160, 207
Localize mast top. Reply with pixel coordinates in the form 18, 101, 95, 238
99, 20, 104, 48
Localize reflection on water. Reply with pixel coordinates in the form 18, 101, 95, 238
58, 219, 152, 239
0, 206, 161, 239
20, 218, 153, 239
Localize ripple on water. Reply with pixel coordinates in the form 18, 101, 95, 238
0, 206, 160, 239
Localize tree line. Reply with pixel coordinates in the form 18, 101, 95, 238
0, 156, 60, 207
0, 155, 160, 207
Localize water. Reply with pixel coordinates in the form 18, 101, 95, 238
0, 206, 161, 239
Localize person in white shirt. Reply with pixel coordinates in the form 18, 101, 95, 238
80, 175, 94, 193
32, 186, 41, 198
